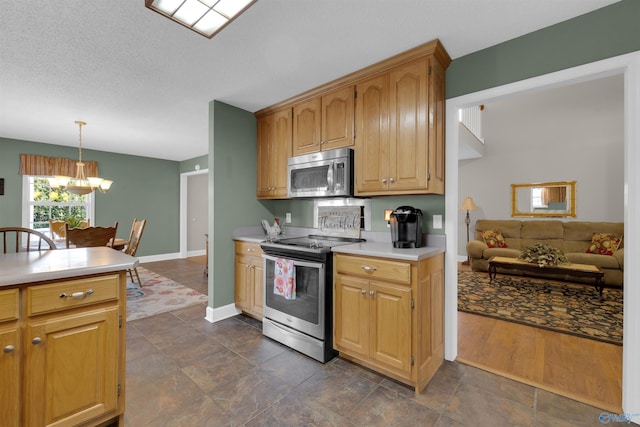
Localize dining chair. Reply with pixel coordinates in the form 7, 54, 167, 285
0, 227, 57, 253
65, 222, 118, 248
50, 218, 90, 241
123, 218, 146, 285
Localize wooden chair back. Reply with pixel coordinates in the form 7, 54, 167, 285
0, 227, 57, 253
50, 219, 90, 240
66, 222, 118, 248
124, 218, 146, 257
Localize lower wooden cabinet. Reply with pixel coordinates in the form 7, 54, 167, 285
0, 273, 126, 427
334, 252, 444, 393
0, 288, 20, 426
234, 241, 264, 319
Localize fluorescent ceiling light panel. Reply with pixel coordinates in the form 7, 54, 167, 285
146, 0, 257, 38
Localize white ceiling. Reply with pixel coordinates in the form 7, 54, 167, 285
0, 0, 620, 161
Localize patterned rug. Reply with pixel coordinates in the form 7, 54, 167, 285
457, 271, 623, 345
126, 267, 208, 321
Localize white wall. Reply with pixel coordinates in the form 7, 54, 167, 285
458, 75, 624, 258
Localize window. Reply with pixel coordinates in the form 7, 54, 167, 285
22, 176, 94, 237
531, 187, 545, 209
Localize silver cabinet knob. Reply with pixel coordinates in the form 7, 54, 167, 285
361, 289, 366, 295
389, 178, 395, 183
369, 290, 375, 297
381, 178, 387, 184
32, 337, 42, 345
4, 345, 15, 353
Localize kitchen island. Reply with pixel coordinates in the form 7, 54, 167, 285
0, 247, 138, 427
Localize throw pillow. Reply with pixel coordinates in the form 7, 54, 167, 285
586, 233, 623, 255
482, 229, 508, 248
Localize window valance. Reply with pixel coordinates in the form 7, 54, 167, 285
19, 154, 99, 177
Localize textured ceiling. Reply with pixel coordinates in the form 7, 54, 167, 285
0, 0, 619, 161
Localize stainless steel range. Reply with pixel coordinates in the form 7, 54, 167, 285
260, 234, 364, 363
260, 193, 372, 363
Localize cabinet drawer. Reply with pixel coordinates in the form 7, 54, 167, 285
0, 288, 19, 322
335, 255, 411, 284
235, 241, 263, 257
26, 274, 120, 316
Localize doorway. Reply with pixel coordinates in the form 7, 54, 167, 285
180, 168, 209, 258
444, 51, 640, 413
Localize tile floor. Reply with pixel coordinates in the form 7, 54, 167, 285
124, 258, 611, 426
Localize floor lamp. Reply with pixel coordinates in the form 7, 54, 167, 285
460, 196, 478, 265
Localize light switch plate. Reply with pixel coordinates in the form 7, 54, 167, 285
285, 213, 292, 223
433, 214, 443, 229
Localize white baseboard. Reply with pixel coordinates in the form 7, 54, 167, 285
187, 249, 206, 257
205, 303, 241, 323
136, 252, 181, 263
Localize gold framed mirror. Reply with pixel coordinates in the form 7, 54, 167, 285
511, 181, 576, 217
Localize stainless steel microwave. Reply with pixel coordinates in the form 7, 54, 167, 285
287, 148, 354, 198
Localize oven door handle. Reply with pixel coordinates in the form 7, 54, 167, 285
263, 254, 325, 270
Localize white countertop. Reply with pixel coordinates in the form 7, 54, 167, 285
233, 227, 445, 262
0, 247, 139, 287
331, 241, 444, 261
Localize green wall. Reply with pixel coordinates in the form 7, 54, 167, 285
447, 0, 640, 98
210, 101, 275, 308
0, 137, 180, 256
180, 154, 208, 174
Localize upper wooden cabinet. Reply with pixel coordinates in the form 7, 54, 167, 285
257, 108, 292, 199
355, 55, 446, 196
255, 39, 450, 197
292, 86, 355, 156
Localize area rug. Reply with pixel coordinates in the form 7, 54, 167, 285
457, 271, 623, 345
126, 267, 208, 321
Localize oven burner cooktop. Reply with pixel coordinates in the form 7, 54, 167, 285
261, 234, 365, 254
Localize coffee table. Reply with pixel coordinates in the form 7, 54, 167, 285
488, 256, 606, 297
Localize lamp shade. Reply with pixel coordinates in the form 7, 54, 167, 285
460, 196, 478, 211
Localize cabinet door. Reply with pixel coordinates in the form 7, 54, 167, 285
235, 254, 252, 311
24, 306, 120, 427
256, 113, 275, 198
389, 58, 428, 192
251, 258, 264, 318
334, 275, 369, 358
321, 86, 355, 151
355, 75, 389, 194
293, 97, 322, 155
257, 109, 292, 199
0, 326, 20, 427
369, 281, 412, 375
428, 57, 446, 194
272, 109, 292, 197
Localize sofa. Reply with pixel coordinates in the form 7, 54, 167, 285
466, 220, 624, 287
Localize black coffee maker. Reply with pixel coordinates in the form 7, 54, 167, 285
389, 206, 423, 248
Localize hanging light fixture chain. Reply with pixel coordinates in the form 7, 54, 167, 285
75, 120, 86, 163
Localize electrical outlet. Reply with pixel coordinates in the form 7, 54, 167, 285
433, 215, 443, 229
285, 213, 292, 223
